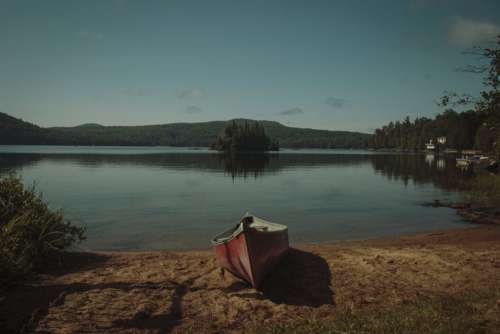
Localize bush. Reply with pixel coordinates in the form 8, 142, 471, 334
0, 174, 85, 284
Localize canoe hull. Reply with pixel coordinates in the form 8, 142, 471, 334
214, 230, 254, 285
213, 225, 289, 288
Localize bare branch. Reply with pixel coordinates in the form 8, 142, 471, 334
455, 64, 488, 74
461, 46, 485, 56
438, 91, 477, 107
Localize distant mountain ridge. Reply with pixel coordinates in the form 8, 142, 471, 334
0, 112, 370, 148
73, 123, 106, 129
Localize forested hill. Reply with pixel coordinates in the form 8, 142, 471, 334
0, 113, 370, 148
0, 113, 45, 144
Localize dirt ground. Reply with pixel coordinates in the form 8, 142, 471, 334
1, 226, 500, 333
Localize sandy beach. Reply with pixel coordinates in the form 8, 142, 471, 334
1, 225, 500, 333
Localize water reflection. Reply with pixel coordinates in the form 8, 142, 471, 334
0, 152, 370, 176
425, 153, 434, 166
0, 151, 480, 191
369, 154, 474, 190
0, 151, 480, 195
0, 150, 472, 250
436, 158, 446, 171
217, 154, 270, 179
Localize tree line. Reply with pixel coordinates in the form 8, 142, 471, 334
369, 35, 500, 156
368, 110, 481, 151
0, 113, 370, 149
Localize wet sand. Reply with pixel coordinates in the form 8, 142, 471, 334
1, 226, 500, 333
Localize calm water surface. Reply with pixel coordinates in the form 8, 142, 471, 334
0, 146, 470, 250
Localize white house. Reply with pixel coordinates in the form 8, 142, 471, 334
437, 136, 446, 145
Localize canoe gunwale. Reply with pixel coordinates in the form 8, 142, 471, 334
210, 222, 288, 246
210, 222, 244, 246
210, 215, 288, 246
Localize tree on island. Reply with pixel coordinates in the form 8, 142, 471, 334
211, 120, 279, 152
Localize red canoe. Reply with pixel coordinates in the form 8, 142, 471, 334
211, 213, 289, 288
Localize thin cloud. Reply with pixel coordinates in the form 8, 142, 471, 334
277, 107, 303, 116
185, 105, 203, 114
123, 88, 147, 97
325, 96, 345, 109
448, 17, 500, 47
177, 88, 206, 99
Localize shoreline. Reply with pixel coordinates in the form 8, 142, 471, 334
91, 223, 496, 254
78, 207, 492, 253
430, 200, 500, 226
2, 224, 499, 333
78, 224, 483, 254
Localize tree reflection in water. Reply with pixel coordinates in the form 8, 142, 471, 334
0, 151, 486, 192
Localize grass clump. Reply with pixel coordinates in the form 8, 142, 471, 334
465, 173, 500, 208
0, 174, 85, 285
253, 291, 500, 334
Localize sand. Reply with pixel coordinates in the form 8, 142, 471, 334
1, 226, 500, 333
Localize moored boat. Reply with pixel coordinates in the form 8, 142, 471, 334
211, 213, 289, 288
456, 155, 490, 168
456, 157, 471, 167
471, 155, 490, 166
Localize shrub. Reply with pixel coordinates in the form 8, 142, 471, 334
0, 174, 85, 284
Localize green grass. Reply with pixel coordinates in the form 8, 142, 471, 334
251, 291, 500, 334
466, 173, 500, 208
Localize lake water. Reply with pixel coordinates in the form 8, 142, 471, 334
0, 146, 471, 250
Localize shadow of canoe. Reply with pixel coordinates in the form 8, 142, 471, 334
257, 248, 335, 307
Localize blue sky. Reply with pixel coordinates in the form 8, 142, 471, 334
1, 0, 499, 132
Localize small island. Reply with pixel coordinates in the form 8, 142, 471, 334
210, 120, 279, 152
